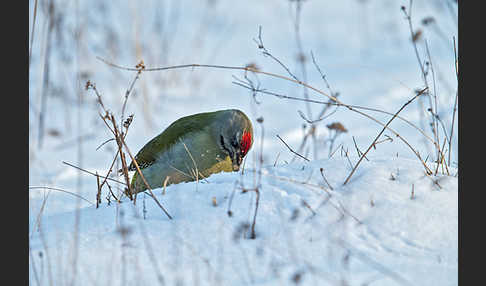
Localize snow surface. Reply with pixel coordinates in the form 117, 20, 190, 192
29, 0, 458, 285
30, 156, 457, 286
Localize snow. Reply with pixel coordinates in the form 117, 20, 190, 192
29, 157, 457, 286
29, 0, 457, 285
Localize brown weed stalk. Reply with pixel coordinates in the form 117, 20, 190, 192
83, 63, 173, 219
343, 88, 429, 185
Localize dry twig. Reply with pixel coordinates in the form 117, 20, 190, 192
276, 134, 310, 162
343, 88, 430, 185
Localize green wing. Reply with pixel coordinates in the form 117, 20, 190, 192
128, 111, 221, 171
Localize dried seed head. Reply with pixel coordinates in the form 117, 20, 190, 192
421, 17, 435, 26
123, 114, 134, 128
412, 30, 423, 42
135, 60, 145, 70
296, 53, 307, 63
326, 122, 348, 133
245, 62, 260, 71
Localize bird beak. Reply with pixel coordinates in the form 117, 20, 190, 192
231, 152, 243, 171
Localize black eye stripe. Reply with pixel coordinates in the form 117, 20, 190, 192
220, 135, 231, 153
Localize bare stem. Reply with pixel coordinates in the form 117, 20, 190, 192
276, 134, 310, 162
250, 188, 260, 239
29, 0, 39, 68
319, 168, 334, 191
343, 88, 429, 185
29, 186, 94, 205
62, 160, 127, 185
120, 138, 173, 220
121, 63, 144, 127
448, 36, 458, 166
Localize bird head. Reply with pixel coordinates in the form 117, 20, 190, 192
218, 110, 253, 171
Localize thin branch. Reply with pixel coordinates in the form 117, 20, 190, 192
310, 51, 336, 97
244, 188, 260, 239
62, 161, 127, 185
424, 39, 443, 169
402, 1, 440, 162
95, 138, 115, 151
341, 145, 355, 170
329, 143, 343, 159
291, 2, 312, 120
233, 81, 436, 146
29, 0, 39, 68
86, 82, 108, 114
110, 114, 134, 200
96, 172, 101, 208
38, 1, 55, 149
253, 26, 300, 82
273, 152, 281, 167
310, 50, 342, 132
181, 140, 200, 190
276, 134, 310, 162
98, 149, 121, 202
121, 62, 145, 127
448, 36, 458, 166
343, 88, 429, 185
352, 136, 368, 161
30, 188, 51, 238
29, 186, 94, 205
29, 247, 41, 286
120, 138, 173, 220
297, 109, 337, 124
95, 56, 341, 103
402, 1, 426, 79
242, 84, 434, 173
319, 168, 334, 191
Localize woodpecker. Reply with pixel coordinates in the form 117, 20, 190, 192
128, 109, 253, 194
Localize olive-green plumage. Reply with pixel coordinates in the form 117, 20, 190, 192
128, 109, 253, 194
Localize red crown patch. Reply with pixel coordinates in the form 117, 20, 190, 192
241, 131, 252, 156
